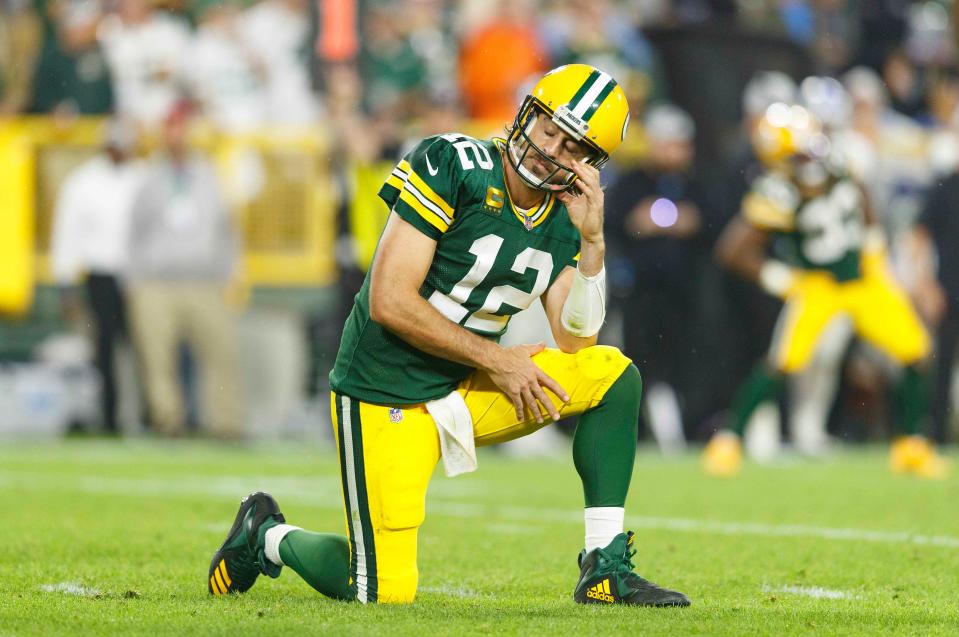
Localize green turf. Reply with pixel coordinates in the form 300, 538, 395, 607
1, 440, 957, 636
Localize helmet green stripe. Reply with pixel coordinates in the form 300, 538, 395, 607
582, 80, 617, 122
568, 70, 602, 111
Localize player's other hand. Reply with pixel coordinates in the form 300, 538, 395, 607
914, 278, 947, 326
557, 160, 604, 244
486, 343, 569, 424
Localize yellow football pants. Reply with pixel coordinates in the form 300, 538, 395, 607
329, 345, 631, 604
769, 266, 930, 373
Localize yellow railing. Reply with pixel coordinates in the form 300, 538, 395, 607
0, 117, 338, 316
0, 115, 651, 318
0, 119, 36, 316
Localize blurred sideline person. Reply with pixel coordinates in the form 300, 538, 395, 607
127, 101, 243, 439
187, 0, 267, 133
458, 0, 547, 122
911, 157, 959, 444
28, 0, 113, 116
238, 0, 318, 125
97, 0, 191, 127
50, 119, 143, 434
703, 103, 946, 479
205, 64, 690, 607
605, 103, 703, 448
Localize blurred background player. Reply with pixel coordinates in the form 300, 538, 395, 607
703, 102, 946, 479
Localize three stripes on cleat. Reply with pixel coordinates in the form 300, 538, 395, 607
209, 558, 232, 595
585, 578, 616, 603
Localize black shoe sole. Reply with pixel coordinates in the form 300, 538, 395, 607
624, 593, 692, 607
207, 492, 285, 595
574, 592, 692, 607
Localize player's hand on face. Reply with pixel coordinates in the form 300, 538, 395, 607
557, 160, 604, 244
487, 343, 569, 424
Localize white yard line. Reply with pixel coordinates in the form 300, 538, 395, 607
418, 585, 481, 598
762, 584, 859, 600
6, 471, 959, 550
39, 582, 101, 597
624, 516, 959, 550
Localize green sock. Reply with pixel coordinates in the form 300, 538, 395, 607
572, 363, 642, 508
893, 364, 928, 436
728, 365, 784, 436
278, 531, 353, 600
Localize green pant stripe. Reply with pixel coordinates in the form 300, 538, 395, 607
347, 397, 378, 603
336, 394, 378, 603
333, 393, 358, 600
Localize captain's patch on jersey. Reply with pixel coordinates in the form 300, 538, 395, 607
485, 186, 505, 211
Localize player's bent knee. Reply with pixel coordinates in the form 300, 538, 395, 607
616, 362, 643, 394
573, 346, 641, 409
370, 523, 421, 604
573, 345, 633, 382
601, 362, 643, 408
900, 332, 932, 366
376, 579, 418, 604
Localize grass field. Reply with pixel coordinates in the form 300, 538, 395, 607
1, 440, 957, 636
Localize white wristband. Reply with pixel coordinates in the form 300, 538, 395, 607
561, 265, 607, 337
758, 260, 796, 297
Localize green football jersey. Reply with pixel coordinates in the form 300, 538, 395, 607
742, 170, 864, 282
329, 134, 581, 405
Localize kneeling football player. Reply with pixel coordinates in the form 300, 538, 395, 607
206, 64, 690, 606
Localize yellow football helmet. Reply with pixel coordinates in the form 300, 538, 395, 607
753, 102, 838, 189
752, 102, 829, 166
507, 64, 630, 191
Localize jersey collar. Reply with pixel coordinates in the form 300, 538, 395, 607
493, 137, 557, 230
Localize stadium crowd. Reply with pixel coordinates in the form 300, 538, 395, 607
2, 0, 959, 450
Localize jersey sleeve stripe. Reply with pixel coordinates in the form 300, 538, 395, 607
404, 179, 453, 225
385, 172, 405, 190
399, 189, 450, 232
405, 168, 455, 219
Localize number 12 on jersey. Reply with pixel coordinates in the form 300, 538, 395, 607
428, 233, 553, 335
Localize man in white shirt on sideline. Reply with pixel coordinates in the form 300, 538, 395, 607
51, 119, 144, 434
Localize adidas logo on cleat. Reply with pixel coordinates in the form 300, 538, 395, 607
585, 579, 616, 603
